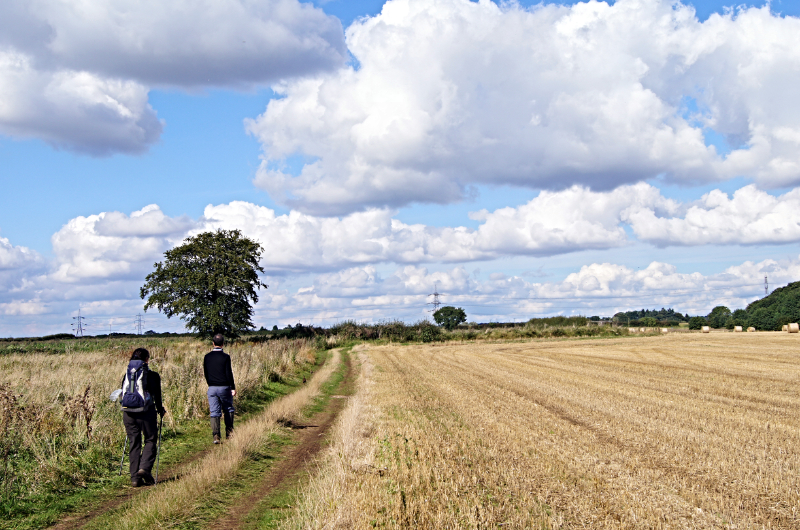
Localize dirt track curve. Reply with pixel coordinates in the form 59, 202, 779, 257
213, 350, 353, 529
49, 350, 350, 530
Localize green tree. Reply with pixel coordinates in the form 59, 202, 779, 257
640, 316, 659, 327
433, 306, 467, 330
140, 229, 267, 338
706, 305, 731, 329
748, 307, 777, 331
688, 316, 706, 330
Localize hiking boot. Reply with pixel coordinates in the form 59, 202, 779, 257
131, 475, 143, 488
223, 411, 234, 439
210, 416, 221, 443
136, 469, 155, 486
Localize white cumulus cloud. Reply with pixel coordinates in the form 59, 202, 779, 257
248, 0, 800, 214
0, 0, 346, 153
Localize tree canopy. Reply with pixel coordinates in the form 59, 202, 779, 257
706, 306, 731, 328
433, 306, 467, 330
140, 229, 267, 337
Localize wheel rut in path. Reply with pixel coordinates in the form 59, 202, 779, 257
48, 442, 213, 530
213, 350, 354, 530
49, 353, 329, 530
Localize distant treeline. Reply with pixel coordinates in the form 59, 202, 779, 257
613, 308, 688, 324
689, 280, 800, 331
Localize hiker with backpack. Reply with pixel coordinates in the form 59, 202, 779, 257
120, 347, 166, 487
203, 334, 236, 444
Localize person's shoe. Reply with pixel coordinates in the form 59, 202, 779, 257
223, 411, 234, 439
136, 469, 155, 486
210, 416, 221, 443
131, 475, 142, 488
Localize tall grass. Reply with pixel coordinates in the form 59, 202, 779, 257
98, 348, 341, 529
0, 336, 314, 517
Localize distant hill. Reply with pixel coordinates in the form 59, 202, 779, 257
745, 280, 800, 330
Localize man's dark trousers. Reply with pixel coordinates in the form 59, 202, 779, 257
122, 407, 158, 476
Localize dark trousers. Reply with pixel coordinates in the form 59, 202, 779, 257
122, 407, 158, 478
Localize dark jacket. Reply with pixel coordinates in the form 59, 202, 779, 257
203, 348, 236, 390
120, 365, 165, 415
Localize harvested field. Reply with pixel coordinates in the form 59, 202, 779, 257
287, 333, 800, 529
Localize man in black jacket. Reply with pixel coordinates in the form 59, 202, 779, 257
203, 334, 236, 444
121, 348, 166, 487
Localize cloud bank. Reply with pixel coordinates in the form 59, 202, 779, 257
2, 181, 799, 335
249, 0, 800, 214
0, 0, 346, 153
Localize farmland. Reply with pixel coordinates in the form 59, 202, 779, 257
287, 333, 800, 529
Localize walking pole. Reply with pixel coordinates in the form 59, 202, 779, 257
154, 415, 163, 484
118, 435, 128, 476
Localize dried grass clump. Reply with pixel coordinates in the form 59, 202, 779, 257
0, 336, 314, 506
114, 349, 340, 530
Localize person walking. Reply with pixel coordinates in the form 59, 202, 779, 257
203, 334, 236, 444
120, 348, 166, 487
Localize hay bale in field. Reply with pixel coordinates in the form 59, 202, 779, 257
789, 323, 799, 333
747, 327, 756, 332
640, 327, 646, 332
628, 327, 637, 333
782, 325, 788, 332
661, 328, 669, 333
734, 326, 743, 332
701, 326, 710, 333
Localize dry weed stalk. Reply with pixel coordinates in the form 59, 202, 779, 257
107, 348, 341, 530
0, 337, 314, 504
285, 334, 800, 529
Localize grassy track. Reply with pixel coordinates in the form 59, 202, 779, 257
74, 348, 341, 529
283, 333, 800, 528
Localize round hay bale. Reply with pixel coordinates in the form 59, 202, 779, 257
789, 323, 799, 333
701, 326, 710, 333
640, 327, 646, 332
747, 327, 756, 332
628, 327, 637, 333
734, 326, 743, 332
661, 328, 669, 333
782, 325, 789, 332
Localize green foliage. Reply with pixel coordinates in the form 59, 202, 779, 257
706, 306, 732, 328
688, 316, 706, 330
745, 281, 800, 329
748, 307, 778, 331
140, 229, 267, 338
528, 316, 588, 327
614, 308, 688, 322
433, 306, 467, 330
640, 316, 659, 327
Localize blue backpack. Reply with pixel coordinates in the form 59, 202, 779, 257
120, 360, 152, 412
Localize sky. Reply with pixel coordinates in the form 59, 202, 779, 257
2, 0, 800, 337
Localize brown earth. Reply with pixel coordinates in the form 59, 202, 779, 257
212, 350, 353, 530
48, 353, 333, 530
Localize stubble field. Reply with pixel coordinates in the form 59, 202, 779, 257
289, 333, 800, 529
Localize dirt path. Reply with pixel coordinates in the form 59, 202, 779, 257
212, 350, 354, 530
48, 353, 331, 530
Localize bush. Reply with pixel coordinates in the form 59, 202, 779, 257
688, 316, 706, 330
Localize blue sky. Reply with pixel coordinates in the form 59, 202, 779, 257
2, 0, 800, 336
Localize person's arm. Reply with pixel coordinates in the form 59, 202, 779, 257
226, 355, 236, 395
150, 371, 166, 416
